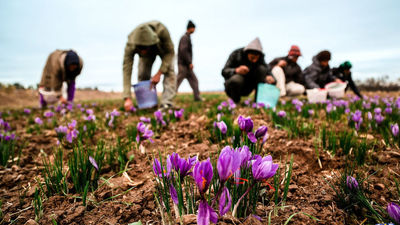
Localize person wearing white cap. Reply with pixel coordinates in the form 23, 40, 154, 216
221, 38, 275, 103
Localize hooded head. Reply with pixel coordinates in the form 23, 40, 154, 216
340, 61, 352, 70
132, 24, 159, 47
244, 38, 263, 63
64, 50, 80, 78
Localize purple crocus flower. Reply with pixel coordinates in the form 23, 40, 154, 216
217, 146, 242, 182
137, 122, 146, 133
362, 101, 371, 109
34, 117, 43, 125
85, 114, 96, 121
220, 101, 228, 107
198, 199, 218, 225
169, 153, 197, 178
351, 110, 362, 123
219, 187, 232, 216
55, 125, 68, 134
244, 99, 250, 106
237, 116, 253, 133
385, 107, 392, 114
346, 176, 358, 190
174, 109, 184, 119
24, 108, 31, 114
326, 103, 334, 113
0, 119, 10, 131
247, 132, 257, 143
217, 105, 223, 111
139, 117, 151, 123
169, 184, 178, 205
86, 109, 94, 115
388, 202, 400, 224
66, 120, 79, 143
277, 110, 286, 118
374, 113, 384, 124
255, 126, 268, 139
154, 110, 166, 126
374, 107, 382, 114
252, 155, 279, 181
44, 111, 54, 118
89, 156, 99, 170
308, 109, 314, 115
193, 158, 213, 194
153, 157, 172, 178
391, 123, 399, 137
110, 109, 120, 117
237, 145, 252, 168
216, 121, 227, 134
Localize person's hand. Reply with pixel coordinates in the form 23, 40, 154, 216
335, 78, 343, 83
124, 98, 133, 112
151, 73, 162, 88
59, 96, 68, 104
277, 60, 287, 68
235, 65, 249, 75
189, 64, 194, 70
265, 76, 275, 84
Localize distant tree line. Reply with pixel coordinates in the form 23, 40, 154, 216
0, 82, 98, 91
355, 76, 400, 92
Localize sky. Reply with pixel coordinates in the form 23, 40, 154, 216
0, 0, 399, 93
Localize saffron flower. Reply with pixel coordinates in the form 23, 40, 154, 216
24, 108, 31, 114
247, 132, 257, 143
308, 109, 314, 115
169, 153, 197, 178
219, 187, 232, 216
44, 111, 54, 118
34, 117, 43, 125
255, 126, 268, 139
169, 184, 178, 205
216, 121, 227, 134
391, 123, 399, 137
217, 146, 242, 182
346, 176, 358, 190
385, 107, 393, 114
89, 156, 99, 171
374, 107, 382, 114
86, 109, 94, 115
252, 155, 278, 181
154, 110, 166, 126
193, 158, 213, 194
374, 113, 384, 124
174, 109, 184, 119
153, 157, 172, 178
277, 110, 286, 118
110, 109, 120, 117
140, 116, 151, 123
136, 122, 154, 143
367, 112, 372, 120
198, 199, 218, 225
387, 202, 400, 224
238, 116, 253, 133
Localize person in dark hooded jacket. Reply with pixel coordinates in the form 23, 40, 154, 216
222, 38, 275, 103
303, 50, 340, 89
39, 49, 83, 107
331, 61, 361, 97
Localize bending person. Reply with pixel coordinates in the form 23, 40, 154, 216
331, 61, 361, 97
303, 50, 340, 89
123, 20, 176, 110
269, 45, 304, 96
221, 38, 275, 103
38, 50, 83, 108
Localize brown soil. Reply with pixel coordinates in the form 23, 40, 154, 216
0, 92, 399, 225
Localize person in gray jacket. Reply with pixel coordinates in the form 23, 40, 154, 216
222, 38, 275, 103
303, 50, 340, 89
176, 20, 201, 101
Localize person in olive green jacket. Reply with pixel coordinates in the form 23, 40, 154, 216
39, 49, 83, 107
123, 20, 176, 110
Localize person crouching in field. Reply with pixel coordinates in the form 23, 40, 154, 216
123, 20, 176, 111
269, 45, 305, 96
176, 20, 202, 101
221, 38, 275, 103
303, 50, 340, 89
38, 50, 83, 108
331, 61, 362, 97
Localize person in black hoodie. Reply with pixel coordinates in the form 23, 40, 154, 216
222, 38, 275, 103
303, 50, 340, 89
331, 61, 361, 97
269, 45, 304, 96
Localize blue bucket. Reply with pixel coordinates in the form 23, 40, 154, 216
256, 83, 280, 108
133, 81, 158, 109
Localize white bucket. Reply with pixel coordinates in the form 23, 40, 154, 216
133, 81, 158, 109
306, 88, 328, 103
38, 88, 61, 104
325, 82, 347, 99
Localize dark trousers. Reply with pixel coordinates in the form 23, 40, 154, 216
224, 65, 267, 103
176, 64, 201, 100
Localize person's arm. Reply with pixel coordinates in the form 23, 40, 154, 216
122, 43, 135, 99
221, 51, 238, 80
67, 80, 76, 102
304, 69, 320, 89
347, 73, 362, 97
178, 35, 191, 66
